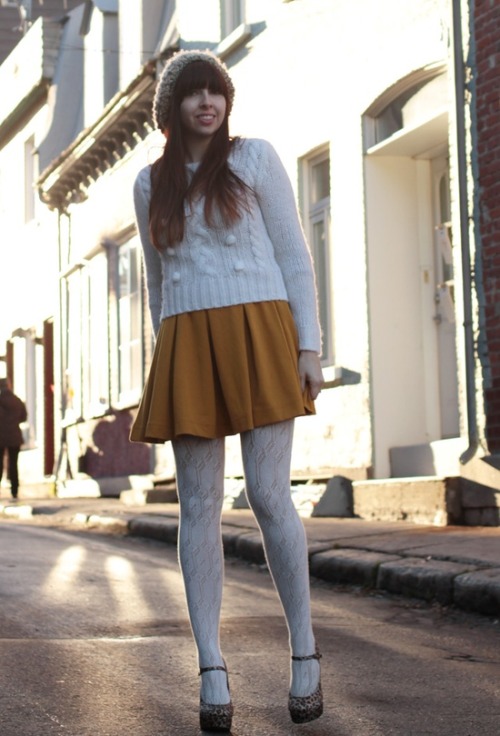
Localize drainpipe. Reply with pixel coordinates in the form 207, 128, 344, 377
452, 0, 478, 465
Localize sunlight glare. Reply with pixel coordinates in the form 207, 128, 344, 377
104, 555, 152, 619
41, 544, 87, 598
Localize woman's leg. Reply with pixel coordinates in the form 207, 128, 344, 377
240, 420, 320, 697
172, 435, 230, 704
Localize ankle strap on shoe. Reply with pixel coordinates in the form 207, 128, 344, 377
199, 665, 227, 675
291, 650, 322, 662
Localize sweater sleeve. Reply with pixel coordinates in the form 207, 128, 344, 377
252, 139, 322, 353
133, 167, 163, 337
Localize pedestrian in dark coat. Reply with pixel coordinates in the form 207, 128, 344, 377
0, 378, 27, 499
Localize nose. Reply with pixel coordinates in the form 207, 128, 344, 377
199, 89, 212, 106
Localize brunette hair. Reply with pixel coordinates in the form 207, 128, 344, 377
149, 61, 250, 248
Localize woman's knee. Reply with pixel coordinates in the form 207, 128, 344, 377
179, 489, 223, 519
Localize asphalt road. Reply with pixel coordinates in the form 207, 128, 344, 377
0, 521, 499, 736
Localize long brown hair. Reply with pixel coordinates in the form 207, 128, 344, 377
149, 61, 250, 249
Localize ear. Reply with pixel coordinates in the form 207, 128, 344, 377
162, 130, 168, 140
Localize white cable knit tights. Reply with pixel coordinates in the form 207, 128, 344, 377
172, 420, 319, 705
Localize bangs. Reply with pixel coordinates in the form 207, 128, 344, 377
174, 61, 228, 99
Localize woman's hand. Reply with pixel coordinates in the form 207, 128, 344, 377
298, 350, 324, 400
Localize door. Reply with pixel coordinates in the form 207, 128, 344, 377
432, 157, 459, 438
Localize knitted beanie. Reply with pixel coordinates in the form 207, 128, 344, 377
153, 49, 235, 130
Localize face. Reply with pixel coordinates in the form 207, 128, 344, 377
179, 87, 227, 142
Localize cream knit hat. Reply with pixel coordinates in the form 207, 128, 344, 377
153, 50, 235, 130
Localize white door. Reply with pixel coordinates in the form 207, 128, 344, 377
432, 157, 459, 438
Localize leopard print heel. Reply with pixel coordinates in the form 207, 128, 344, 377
288, 646, 323, 724
199, 664, 233, 732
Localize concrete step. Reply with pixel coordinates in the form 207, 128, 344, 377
5, 479, 57, 499
57, 474, 155, 499
456, 455, 500, 525
389, 438, 467, 477
121, 486, 178, 505
352, 476, 462, 526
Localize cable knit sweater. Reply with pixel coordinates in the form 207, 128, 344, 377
133, 137, 322, 353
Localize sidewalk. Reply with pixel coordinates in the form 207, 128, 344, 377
1, 497, 499, 617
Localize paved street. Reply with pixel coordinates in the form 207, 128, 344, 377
0, 521, 499, 735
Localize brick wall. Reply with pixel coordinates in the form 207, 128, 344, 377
475, 0, 500, 450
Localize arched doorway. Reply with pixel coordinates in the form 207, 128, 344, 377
363, 66, 461, 478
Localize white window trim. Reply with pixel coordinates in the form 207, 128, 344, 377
300, 147, 334, 366
115, 236, 143, 409
217, 22, 251, 57
84, 253, 110, 419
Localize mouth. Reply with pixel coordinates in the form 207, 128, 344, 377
197, 114, 216, 124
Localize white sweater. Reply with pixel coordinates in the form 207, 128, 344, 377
133, 137, 322, 353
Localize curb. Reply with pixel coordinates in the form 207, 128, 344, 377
102, 513, 500, 617
3, 504, 499, 618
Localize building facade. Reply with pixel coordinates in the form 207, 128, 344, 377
0, 0, 498, 519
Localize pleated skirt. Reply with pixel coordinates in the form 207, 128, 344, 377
130, 300, 315, 443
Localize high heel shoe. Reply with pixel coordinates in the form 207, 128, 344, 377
199, 663, 233, 732
288, 645, 323, 724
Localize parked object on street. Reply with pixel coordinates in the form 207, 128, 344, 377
0, 378, 27, 500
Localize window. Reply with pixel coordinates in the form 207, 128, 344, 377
63, 269, 83, 422
220, 0, 245, 38
302, 149, 332, 363
117, 237, 142, 405
24, 136, 36, 222
61, 238, 144, 422
84, 253, 109, 415
364, 69, 447, 150
63, 255, 109, 421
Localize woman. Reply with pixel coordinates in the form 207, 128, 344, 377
130, 49, 324, 731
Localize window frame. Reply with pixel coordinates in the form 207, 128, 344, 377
61, 253, 110, 425
62, 266, 84, 425
61, 234, 145, 424
115, 235, 144, 409
83, 252, 110, 418
217, 0, 251, 56
24, 135, 36, 223
220, 0, 245, 38
300, 146, 333, 366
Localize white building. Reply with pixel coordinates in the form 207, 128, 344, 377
1, 0, 495, 522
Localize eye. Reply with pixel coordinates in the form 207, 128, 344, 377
184, 89, 203, 99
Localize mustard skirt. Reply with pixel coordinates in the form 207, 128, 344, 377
130, 300, 315, 443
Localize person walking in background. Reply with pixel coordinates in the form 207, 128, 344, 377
130, 50, 324, 731
0, 378, 27, 500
